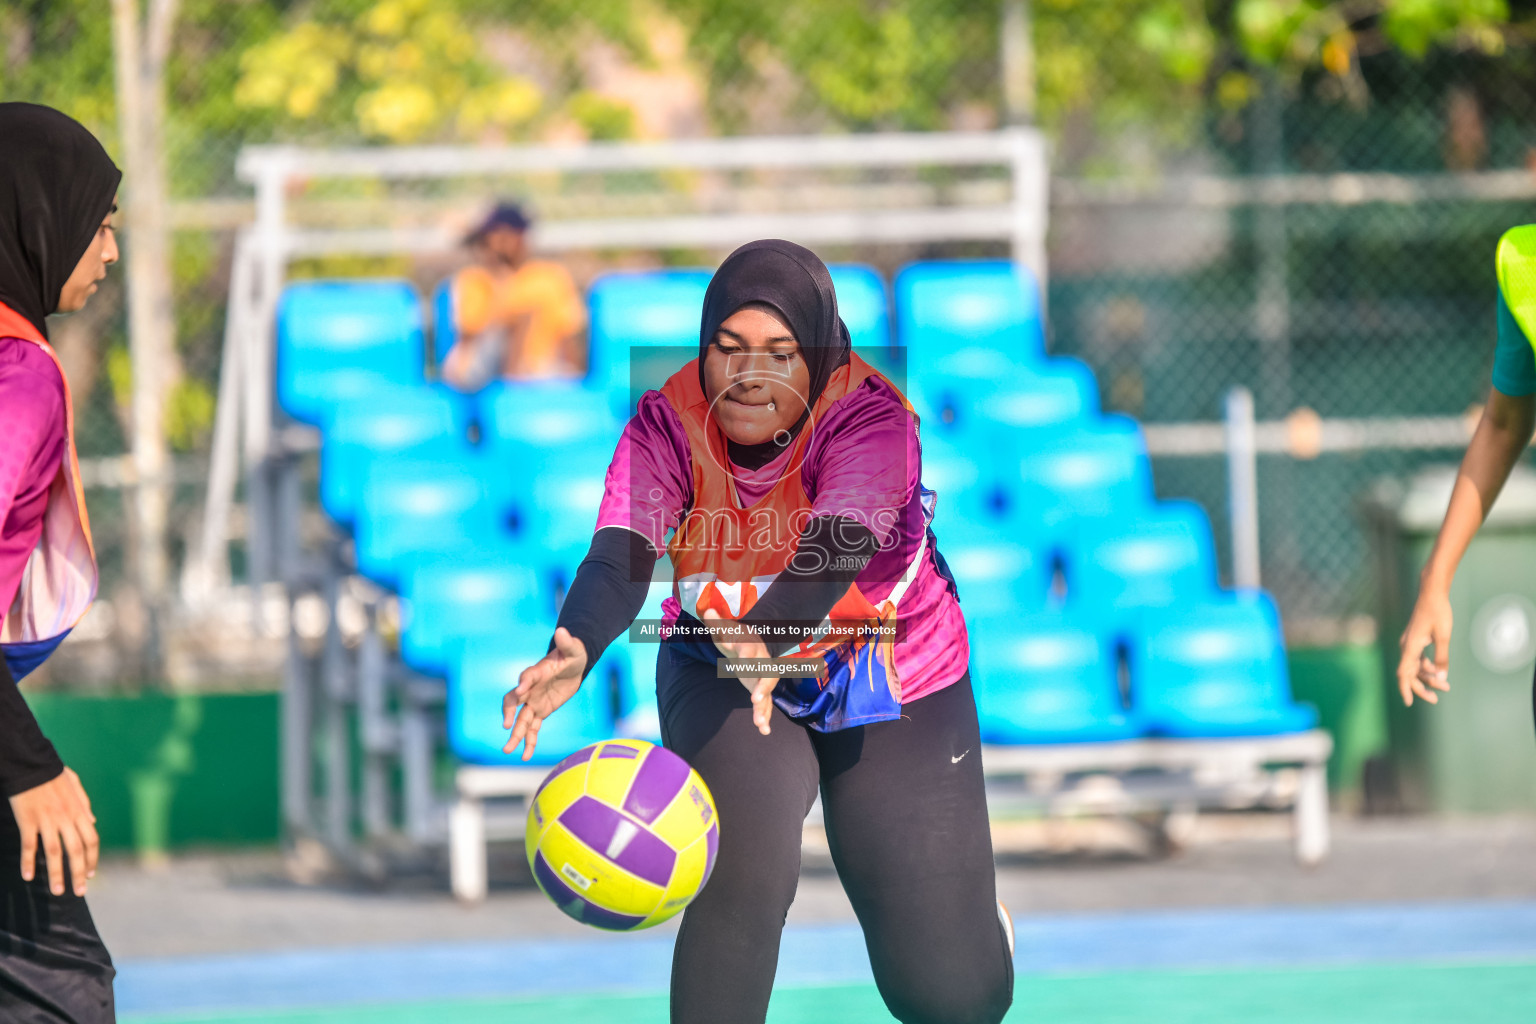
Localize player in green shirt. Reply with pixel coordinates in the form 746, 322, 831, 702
1399, 227, 1536, 723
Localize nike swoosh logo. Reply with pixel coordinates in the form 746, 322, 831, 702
951, 750, 969, 763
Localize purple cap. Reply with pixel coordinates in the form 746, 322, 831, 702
465, 201, 531, 243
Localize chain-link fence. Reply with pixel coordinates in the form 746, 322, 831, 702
4, 0, 1536, 680
1050, 33, 1536, 632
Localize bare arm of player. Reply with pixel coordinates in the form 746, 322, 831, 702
700, 607, 778, 737
1397, 386, 1536, 707
503, 627, 588, 761
8, 768, 98, 897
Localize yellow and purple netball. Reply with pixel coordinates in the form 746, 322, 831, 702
526, 738, 719, 931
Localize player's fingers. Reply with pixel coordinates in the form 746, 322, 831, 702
1409, 674, 1438, 706
1431, 629, 1451, 688
750, 678, 774, 736
504, 681, 536, 728
1396, 624, 1430, 705
521, 713, 543, 762
60, 820, 87, 896
42, 825, 65, 896
80, 814, 99, 881
504, 702, 537, 754
516, 658, 554, 697
1396, 650, 1416, 706
1420, 654, 1450, 692
17, 816, 36, 882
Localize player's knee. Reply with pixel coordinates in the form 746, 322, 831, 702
883, 965, 1012, 1024
693, 844, 801, 924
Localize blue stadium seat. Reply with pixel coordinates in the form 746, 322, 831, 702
276, 280, 425, 425
353, 458, 504, 588
449, 633, 616, 765
1067, 499, 1219, 626
1131, 592, 1317, 738
612, 580, 674, 742
828, 264, 889, 349
448, 632, 614, 767
919, 429, 1008, 524
400, 556, 544, 676
477, 381, 621, 527
896, 260, 1045, 374
521, 443, 610, 544
973, 358, 1099, 430
913, 357, 1098, 443
970, 613, 1140, 744
480, 381, 622, 454
318, 387, 469, 526
587, 270, 712, 407
907, 342, 1024, 400
431, 277, 456, 369
468, 446, 611, 602
1014, 414, 1154, 544
930, 515, 1052, 617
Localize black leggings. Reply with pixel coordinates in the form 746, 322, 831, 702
658, 642, 1014, 1024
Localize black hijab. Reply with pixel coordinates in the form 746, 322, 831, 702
699, 239, 852, 469
0, 103, 122, 339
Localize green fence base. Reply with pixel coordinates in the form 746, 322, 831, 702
23, 690, 280, 854
1287, 642, 1388, 804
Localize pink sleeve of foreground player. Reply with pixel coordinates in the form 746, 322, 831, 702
594, 390, 694, 555
0, 337, 67, 614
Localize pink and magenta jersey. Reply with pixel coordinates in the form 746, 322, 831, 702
0, 336, 67, 618
596, 373, 969, 706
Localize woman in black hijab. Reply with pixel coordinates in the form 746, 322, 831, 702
0, 103, 123, 336
0, 102, 121, 1024
504, 240, 1013, 1023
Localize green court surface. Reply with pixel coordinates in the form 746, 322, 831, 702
126, 959, 1536, 1024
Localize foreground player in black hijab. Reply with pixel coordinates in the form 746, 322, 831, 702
0, 101, 122, 1024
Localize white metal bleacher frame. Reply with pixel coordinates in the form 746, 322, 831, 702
207, 130, 1051, 866
446, 732, 1333, 902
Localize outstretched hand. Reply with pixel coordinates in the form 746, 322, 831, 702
701, 608, 778, 736
503, 627, 588, 761
9, 767, 98, 897
1397, 588, 1453, 707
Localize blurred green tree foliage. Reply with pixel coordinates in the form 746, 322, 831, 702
0, 0, 1524, 457
3, 1, 1518, 160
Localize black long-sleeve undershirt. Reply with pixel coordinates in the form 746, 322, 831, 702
552, 516, 881, 675
739, 516, 880, 656
0, 658, 65, 798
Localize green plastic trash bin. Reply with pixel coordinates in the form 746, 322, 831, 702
1366, 465, 1536, 814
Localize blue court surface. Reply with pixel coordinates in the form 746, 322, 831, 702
118, 900, 1536, 1023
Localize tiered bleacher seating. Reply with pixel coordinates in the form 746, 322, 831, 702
276, 279, 425, 426
587, 269, 712, 414
274, 258, 1329, 900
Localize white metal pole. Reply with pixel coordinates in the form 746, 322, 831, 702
1225, 386, 1261, 589
247, 156, 288, 466
1009, 127, 1050, 316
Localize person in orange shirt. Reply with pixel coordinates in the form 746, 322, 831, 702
441, 202, 588, 389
